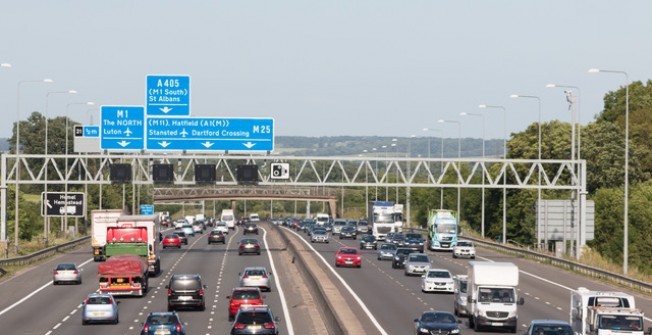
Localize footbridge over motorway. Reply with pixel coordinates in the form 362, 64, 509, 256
153, 186, 338, 215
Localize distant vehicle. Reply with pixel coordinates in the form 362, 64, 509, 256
140, 311, 186, 335
173, 230, 188, 245
388, 233, 406, 247
339, 226, 357, 240
166, 274, 206, 311
53, 262, 82, 285
403, 233, 425, 253
207, 230, 226, 244
214, 221, 229, 234
368, 201, 403, 240
421, 268, 454, 293
413, 311, 461, 335
453, 240, 476, 258
181, 224, 195, 237
162, 234, 182, 249
310, 228, 330, 243
376, 243, 397, 260
173, 219, 187, 228
525, 320, 575, 335
239, 266, 272, 292
243, 222, 259, 235
249, 213, 260, 222
392, 248, 415, 269
81, 293, 119, 325
332, 219, 348, 235
221, 209, 236, 230
90, 209, 124, 261
238, 238, 261, 255
570, 287, 644, 335
231, 304, 280, 335
335, 247, 362, 268
356, 220, 370, 233
226, 287, 265, 321
427, 209, 458, 251
315, 213, 330, 226
404, 253, 431, 276
453, 275, 469, 316
359, 234, 377, 250
192, 222, 204, 234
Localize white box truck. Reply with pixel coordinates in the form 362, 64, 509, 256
570, 287, 648, 335
221, 209, 236, 230
466, 261, 524, 333
91, 209, 124, 262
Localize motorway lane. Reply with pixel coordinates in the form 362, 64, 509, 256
0, 224, 302, 335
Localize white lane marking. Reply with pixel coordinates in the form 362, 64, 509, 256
284, 227, 389, 335
261, 226, 295, 335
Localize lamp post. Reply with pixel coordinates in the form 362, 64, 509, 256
43, 90, 77, 246
13, 79, 53, 252
372, 147, 378, 200
478, 104, 507, 244
423, 127, 444, 208
392, 138, 398, 203
460, 112, 486, 238
363, 150, 369, 218
588, 68, 629, 275
510, 94, 543, 247
407, 134, 416, 227
438, 119, 461, 222
382, 145, 388, 201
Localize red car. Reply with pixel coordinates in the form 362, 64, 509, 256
226, 287, 265, 321
335, 247, 362, 268
162, 234, 182, 249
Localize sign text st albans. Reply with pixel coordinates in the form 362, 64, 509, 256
147, 75, 190, 116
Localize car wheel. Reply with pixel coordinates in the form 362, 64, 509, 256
228, 315, 234, 322
239, 252, 243, 255
114, 316, 119, 324
222, 241, 226, 244
357, 264, 361, 268
335, 263, 340, 267
257, 251, 261, 255
78, 279, 82, 285
199, 304, 205, 311
168, 305, 173, 312
453, 254, 457, 258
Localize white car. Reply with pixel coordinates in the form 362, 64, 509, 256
214, 221, 229, 234
453, 240, 476, 259
421, 268, 454, 293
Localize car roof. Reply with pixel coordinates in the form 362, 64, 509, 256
240, 238, 259, 242
171, 273, 201, 280
529, 320, 572, 326
338, 247, 357, 251
232, 286, 262, 292
243, 266, 267, 271
86, 293, 113, 298
428, 268, 451, 273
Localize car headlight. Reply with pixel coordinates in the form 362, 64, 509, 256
419, 327, 429, 333
451, 328, 461, 334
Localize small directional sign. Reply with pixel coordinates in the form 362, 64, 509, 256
146, 75, 190, 116
140, 204, 154, 215
101, 106, 145, 150
146, 117, 274, 152
41, 192, 85, 217
84, 126, 100, 137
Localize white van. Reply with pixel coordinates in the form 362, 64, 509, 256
221, 209, 236, 230
249, 213, 260, 222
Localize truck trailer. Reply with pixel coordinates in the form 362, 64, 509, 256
104, 215, 161, 276
98, 254, 149, 297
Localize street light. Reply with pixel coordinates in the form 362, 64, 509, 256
510, 94, 543, 247
438, 119, 461, 222
43, 90, 77, 246
13, 78, 53, 251
382, 145, 388, 201
423, 127, 444, 208
478, 104, 507, 244
372, 147, 378, 200
588, 67, 629, 275
460, 112, 486, 238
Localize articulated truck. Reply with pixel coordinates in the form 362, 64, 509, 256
98, 254, 149, 297
368, 201, 403, 241
104, 215, 161, 276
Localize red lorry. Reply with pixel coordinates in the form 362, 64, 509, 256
98, 254, 149, 297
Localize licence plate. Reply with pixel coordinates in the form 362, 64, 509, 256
155, 330, 171, 335
92, 312, 105, 316
248, 325, 262, 330
179, 296, 192, 300
246, 244, 253, 247
345, 260, 353, 263
492, 322, 503, 326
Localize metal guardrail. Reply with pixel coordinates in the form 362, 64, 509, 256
407, 227, 652, 295
0, 236, 90, 270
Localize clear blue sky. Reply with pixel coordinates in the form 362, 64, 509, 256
1, 1, 650, 142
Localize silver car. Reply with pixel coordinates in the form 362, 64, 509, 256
332, 219, 347, 234
53, 262, 82, 285
181, 224, 195, 237
453, 275, 469, 316
404, 253, 431, 276
239, 266, 272, 292
453, 240, 476, 259
377, 243, 397, 260
81, 293, 119, 325
311, 228, 330, 243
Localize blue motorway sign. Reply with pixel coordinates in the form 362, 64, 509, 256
146, 117, 274, 152
140, 204, 154, 215
101, 106, 145, 150
84, 126, 100, 137
146, 75, 190, 116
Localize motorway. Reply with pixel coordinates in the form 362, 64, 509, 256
1, 222, 651, 335
0, 224, 327, 335
281, 225, 652, 335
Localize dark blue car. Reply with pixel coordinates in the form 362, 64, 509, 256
141, 312, 186, 335
414, 311, 461, 335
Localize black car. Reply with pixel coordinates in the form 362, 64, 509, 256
243, 223, 259, 235
231, 304, 280, 335
166, 274, 206, 311
339, 226, 357, 240
208, 230, 226, 244
389, 233, 406, 246
359, 234, 377, 250
238, 238, 261, 255
173, 230, 188, 245
414, 311, 461, 335
392, 248, 415, 269
403, 233, 425, 252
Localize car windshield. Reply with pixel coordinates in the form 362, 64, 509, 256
175, 231, 186, 237
421, 312, 456, 324
457, 241, 473, 247
217, 222, 226, 227
358, 222, 368, 226
410, 255, 429, 263
245, 269, 267, 276
233, 290, 261, 299
406, 233, 422, 239
459, 280, 468, 293
164, 234, 178, 239
363, 235, 375, 241
56, 263, 76, 270
339, 249, 357, 255
599, 316, 643, 331
396, 249, 412, 255
237, 311, 273, 324
479, 288, 515, 303
87, 296, 112, 304
428, 271, 451, 278
436, 223, 457, 234
380, 244, 396, 250
313, 229, 326, 234
533, 325, 575, 335
170, 278, 201, 290
147, 314, 179, 325
334, 220, 347, 226
241, 239, 258, 244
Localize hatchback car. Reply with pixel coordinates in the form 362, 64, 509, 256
414, 310, 461, 335
310, 228, 329, 243
239, 266, 273, 292
162, 234, 182, 249
359, 234, 377, 250
524, 320, 575, 335
227, 287, 265, 321
208, 230, 226, 244
181, 224, 195, 237
243, 222, 259, 235
392, 248, 415, 269
192, 222, 204, 234
166, 274, 206, 311
376, 242, 398, 260
421, 268, 454, 293
141, 312, 186, 335
339, 226, 358, 240
81, 293, 119, 325
403, 233, 425, 252
214, 221, 229, 234
173, 230, 188, 245
231, 304, 280, 335
239, 238, 261, 255
453, 240, 476, 259
53, 262, 82, 285
335, 247, 362, 268
405, 253, 431, 276
332, 219, 348, 234
356, 220, 370, 233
